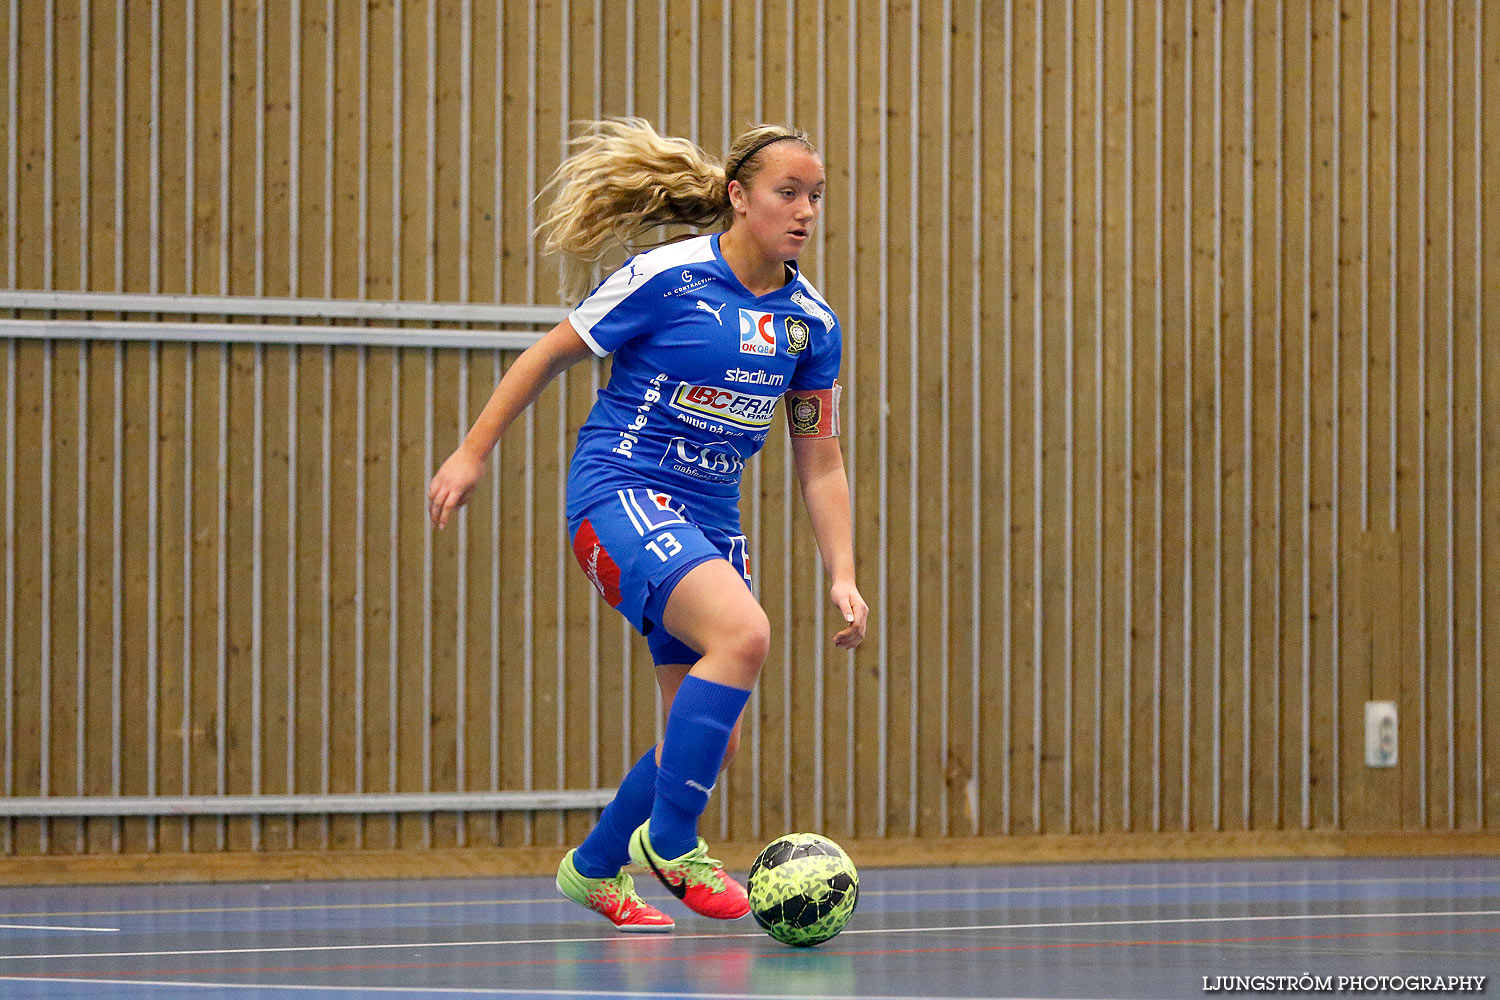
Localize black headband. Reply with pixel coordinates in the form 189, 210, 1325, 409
725, 134, 797, 185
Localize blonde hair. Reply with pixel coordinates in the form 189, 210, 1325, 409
535, 118, 815, 301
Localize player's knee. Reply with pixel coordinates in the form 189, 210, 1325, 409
710, 609, 769, 676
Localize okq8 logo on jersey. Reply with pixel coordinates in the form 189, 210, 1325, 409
738, 309, 777, 357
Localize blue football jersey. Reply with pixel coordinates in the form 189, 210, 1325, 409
565, 233, 842, 523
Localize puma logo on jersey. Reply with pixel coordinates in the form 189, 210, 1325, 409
625, 261, 644, 284
695, 299, 725, 324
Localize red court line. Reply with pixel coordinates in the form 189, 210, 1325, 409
30, 925, 1499, 980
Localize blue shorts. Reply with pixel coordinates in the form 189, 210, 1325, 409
569, 488, 752, 666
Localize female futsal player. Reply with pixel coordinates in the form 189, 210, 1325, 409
427, 118, 867, 931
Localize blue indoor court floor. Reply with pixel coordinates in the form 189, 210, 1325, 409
0, 856, 1496, 999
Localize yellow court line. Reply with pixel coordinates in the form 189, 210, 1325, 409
2, 873, 1496, 922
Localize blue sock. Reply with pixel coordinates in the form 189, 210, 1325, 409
573, 747, 659, 878
650, 676, 752, 860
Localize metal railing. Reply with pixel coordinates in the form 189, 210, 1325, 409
0, 291, 569, 350
0, 791, 614, 818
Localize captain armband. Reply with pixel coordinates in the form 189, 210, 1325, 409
786, 382, 842, 439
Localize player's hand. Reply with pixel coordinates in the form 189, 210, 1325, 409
427, 445, 487, 530
829, 579, 868, 649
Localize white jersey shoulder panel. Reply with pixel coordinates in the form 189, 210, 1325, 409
568, 236, 718, 356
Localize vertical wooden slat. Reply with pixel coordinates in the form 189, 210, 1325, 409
1338, 0, 1350, 839
1413, 0, 1431, 828
39, 343, 53, 854
1225, 0, 1251, 833
1151, 0, 1170, 834
358, 346, 394, 850
1482, 0, 1499, 832
10, 344, 43, 855
73, 342, 92, 854
1083, 0, 1102, 837
1177, 0, 1195, 836
1449, 0, 1478, 831
1304, 0, 1332, 833
961, 0, 981, 839
1339, 0, 1370, 832
1475, 0, 1493, 831
4, 0, 16, 289
258, 345, 289, 850
48, 8, 81, 854
1010, 0, 1037, 838
48, 341, 81, 855
2, 340, 13, 855
1120, 0, 1141, 834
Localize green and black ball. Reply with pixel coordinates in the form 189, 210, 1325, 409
747, 833, 859, 947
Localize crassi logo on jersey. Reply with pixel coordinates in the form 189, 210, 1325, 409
790, 289, 835, 331
739, 309, 777, 356
669, 382, 780, 430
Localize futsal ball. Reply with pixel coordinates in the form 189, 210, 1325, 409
747, 833, 859, 947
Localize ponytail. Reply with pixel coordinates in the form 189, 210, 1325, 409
535, 118, 814, 301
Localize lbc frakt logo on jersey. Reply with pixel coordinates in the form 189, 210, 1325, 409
669, 382, 779, 431
739, 309, 777, 356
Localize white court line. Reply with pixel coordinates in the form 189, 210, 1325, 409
7, 873, 1497, 922
0, 923, 118, 933
9, 909, 1500, 964
0, 980, 1088, 1000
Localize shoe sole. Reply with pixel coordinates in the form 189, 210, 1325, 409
616, 921, 674, 933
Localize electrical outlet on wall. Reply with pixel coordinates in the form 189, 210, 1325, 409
1364, 701, 1398, 768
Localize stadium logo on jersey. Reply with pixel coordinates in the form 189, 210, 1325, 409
784, 317, 810, 355
695, 299, 725, 324
725, 367, 784, 387
660, 438, 745, 482
739, 309, 778, 356
669, 382, 780, 430
790, 290, 834, 332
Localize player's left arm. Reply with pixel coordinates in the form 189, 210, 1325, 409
789, 432, 869, 650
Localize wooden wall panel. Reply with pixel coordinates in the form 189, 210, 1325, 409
2, 0, 1498, 868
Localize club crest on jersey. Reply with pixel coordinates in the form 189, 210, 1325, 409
739, 309, 777, 356
784, 317, 809, 355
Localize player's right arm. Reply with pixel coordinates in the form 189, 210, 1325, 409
427, 318, 595, 529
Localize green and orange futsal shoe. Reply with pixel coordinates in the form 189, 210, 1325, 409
555, 849, 675, 932
628, 822, 751, 920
